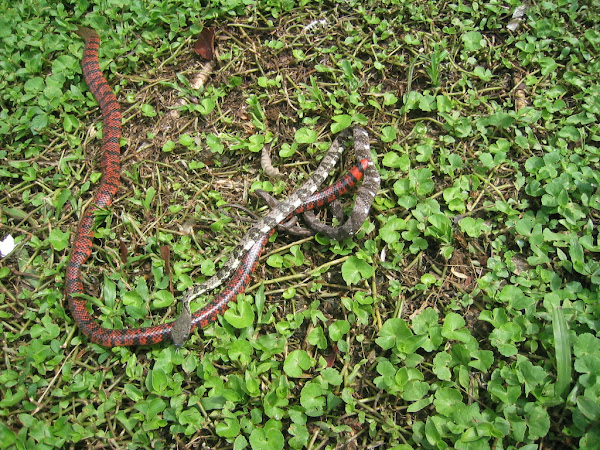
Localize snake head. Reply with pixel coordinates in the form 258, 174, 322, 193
170, 305, 192, 347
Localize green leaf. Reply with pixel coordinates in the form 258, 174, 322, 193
217, 416, 241, 438
376, 318, 413, 350
383, 92, 399, 106
499, 285, 534, 310
479, 152, 495, 168
489, 112, 514, 129
150, 369, 168, 395
0, 388, 25, 408
179, 134, 194, 147
206, 133, 224, 153
294, 127, 317, 144
433, 387, 463, 416
264, 389, 289, 420
552, 306, 572, 397
283, 350, 313, 377
407, 396, 433, 413
517, 357, 547, 396
379, 216, 404, 244
382, 151, 409, 170
300, 380, 326, 417
307, 326, 327, 350
462, 31, 485, 51
247, 133, 265, 152
135, 396, 166, 422
432, 352, 452, 381
330, 114, 352, 133
577, 395, 600, 421
30, 316, 60, 341
523, 402, 550, 439
329, 320, 350, 341
426, 213, 452, 244
569, 236, 585, 273
473, 66, 492, 81
197, 97, 216, 115
279, 142, 296, 158
31, 114, 49, 133
341, 256, 374, 285
458, 217, 489, 238
151, 290, 173, 308
538, 56, 558, 76
254, 283, 266, 318
380, 125, 397, 142
410, 168, 435, 195
558, 125, 581, 141
24, 77, 44, 93
201, 259, 216, 276
0, 422, 17, 447
469, 350, 494, 372
441, 313, 473, 344
63, 114, 79, 133
288, 423, 309, 449
141, 104, 157, 117
321, 368, 343, 386
143, 186, 156, 210
162, 140, 176, 152
49, 228, 69, 251
489, 323, 520, 357
403, 380, 430, 401
224, 297, 255, 328
266, 253, 283, 268
228, 340, 253, 365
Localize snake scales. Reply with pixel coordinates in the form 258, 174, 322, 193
66, 27, 378, 347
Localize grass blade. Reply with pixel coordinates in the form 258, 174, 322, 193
552, 306, 572, 398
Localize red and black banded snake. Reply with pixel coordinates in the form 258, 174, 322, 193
66, 27, 377, 347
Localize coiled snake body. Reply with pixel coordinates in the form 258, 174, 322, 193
66, 27, 376, 347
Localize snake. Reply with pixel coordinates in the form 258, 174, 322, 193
66, 27, 378, 347
177, 127, 364, 305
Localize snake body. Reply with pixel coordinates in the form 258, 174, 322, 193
179, 128, 360, 305
66, 28, 375, 347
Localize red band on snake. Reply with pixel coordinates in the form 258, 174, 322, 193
66, 27, 372, 347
